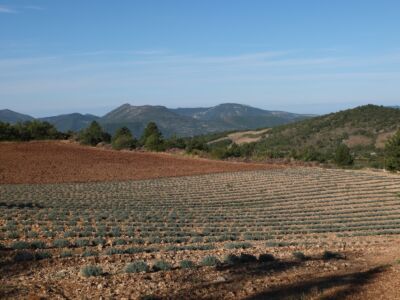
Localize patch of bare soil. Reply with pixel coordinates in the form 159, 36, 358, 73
375, 131, 396, 149
0, 141, 280, 184
344, 135, 373, 148
209, 129, 270, 145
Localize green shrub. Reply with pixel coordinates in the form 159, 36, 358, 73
179, 260, 196, 269
200, 255, 220, 267
30, 240, 46, 249
26, 231, 38, 238
105, 248, 124, 255
125, 261, 149, 273
82, 249, 98, 257
35, 251, 52, 260
80, 265, 103, 277
14, 251, 35, 262
75, 239, 90, 247
225, 242, 252, 249
11, 241, 31, 250
114, 239, 127, 245
152, 260, 172, 271
7, 231, 19, 239
53, 239, 70, 248
60, 250, 73, 258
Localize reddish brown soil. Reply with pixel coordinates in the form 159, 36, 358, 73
0, 141, 279, 184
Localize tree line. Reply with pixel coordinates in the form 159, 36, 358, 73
0, 121, 66, 141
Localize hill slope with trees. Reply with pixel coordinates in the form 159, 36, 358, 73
203, 105, 400, 168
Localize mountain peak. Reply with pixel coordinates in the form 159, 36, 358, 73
0, 109, 34, 124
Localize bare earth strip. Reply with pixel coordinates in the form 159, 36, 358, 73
209, 128, 270, 145
0, 141, 279, 184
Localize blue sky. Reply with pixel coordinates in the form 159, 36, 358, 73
0, 0, 400, 117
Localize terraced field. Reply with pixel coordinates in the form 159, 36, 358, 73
1, 168, 400, 299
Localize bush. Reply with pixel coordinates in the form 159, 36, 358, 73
11, 241, 31, 250
53, 239, 70, 248
7, 231, 19, 239
14, 251, 35, 262
125, 261, 150, 273
105, 248, 124, 255
200, 255, 220, 267
225, 242, 252, 249
60, 250, 73, 258
30, 240, 46, 249
82, 250, 98, 257
179, 260, 196, 269
35, 251, 52, 260
75, 239, 90, 247
152, 260, 172, 271
292, 251, 307, 260
258, 253, 275, 262
80, 265, 103, 277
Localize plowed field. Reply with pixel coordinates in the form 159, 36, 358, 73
0, 141, 278, 184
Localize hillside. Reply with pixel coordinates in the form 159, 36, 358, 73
39, 113, 99, 132
250, 104, 400, 166
0, 109, 34, 124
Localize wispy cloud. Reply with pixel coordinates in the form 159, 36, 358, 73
23, 5, 44, 11
0, 4, 44, 14
0, 5, 16, 13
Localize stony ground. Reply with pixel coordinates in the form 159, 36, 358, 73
1, 239, 400, 299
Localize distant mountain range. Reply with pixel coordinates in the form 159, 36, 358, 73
0, 103, 310, 137
39, 113, 100, 132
